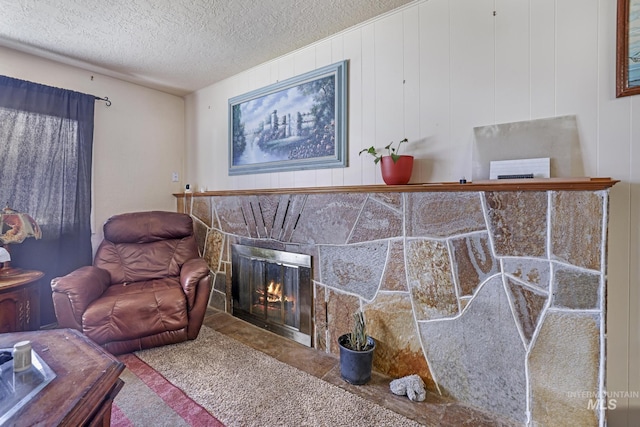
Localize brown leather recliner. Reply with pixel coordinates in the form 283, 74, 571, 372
51, 211, 211, 355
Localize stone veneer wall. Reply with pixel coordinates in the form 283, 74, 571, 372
178, 188, 610, 426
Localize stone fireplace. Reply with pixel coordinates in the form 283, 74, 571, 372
177, 178, 616, 426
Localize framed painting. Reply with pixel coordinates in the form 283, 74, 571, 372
228, 60, 348, 175
617, 0, 640, 97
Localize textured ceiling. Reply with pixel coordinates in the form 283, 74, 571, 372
0, 0, 415, 96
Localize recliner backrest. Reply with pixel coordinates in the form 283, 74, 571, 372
94, 211, 199, 284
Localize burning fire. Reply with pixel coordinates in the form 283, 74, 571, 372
267, 281, 282, 303
261, 281, 293, 306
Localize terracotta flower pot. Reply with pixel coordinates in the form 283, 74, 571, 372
380, 155, 414, 185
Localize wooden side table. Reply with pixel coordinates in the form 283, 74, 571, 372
0, 270, 43, 333
0, 329, 125, 426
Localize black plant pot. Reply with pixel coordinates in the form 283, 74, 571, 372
338, 334, 376, 385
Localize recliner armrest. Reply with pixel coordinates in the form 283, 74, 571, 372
51, 266, 111, 328
180, 258, 210, 309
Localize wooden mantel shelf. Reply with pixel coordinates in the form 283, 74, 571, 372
173, 177, 618, 198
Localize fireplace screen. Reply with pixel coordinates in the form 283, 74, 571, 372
231, 244, 312, 346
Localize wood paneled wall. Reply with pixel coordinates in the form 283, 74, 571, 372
185, 2, 640, 424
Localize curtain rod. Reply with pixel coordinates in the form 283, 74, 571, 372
94, 96, 111, 107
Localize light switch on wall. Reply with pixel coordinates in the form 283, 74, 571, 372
172, 172, 179, 182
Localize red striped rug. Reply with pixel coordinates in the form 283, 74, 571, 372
112, 353, 224, 427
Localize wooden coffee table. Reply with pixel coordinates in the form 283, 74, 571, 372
0, 328, 124, 426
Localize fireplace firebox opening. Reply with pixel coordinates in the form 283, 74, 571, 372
231, 244, 312, 347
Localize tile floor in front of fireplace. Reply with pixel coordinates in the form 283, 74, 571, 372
202, 308, 519, 426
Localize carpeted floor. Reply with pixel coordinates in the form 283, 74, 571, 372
113, 326, 422, 426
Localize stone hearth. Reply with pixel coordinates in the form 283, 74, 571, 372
176, 179, 614, 426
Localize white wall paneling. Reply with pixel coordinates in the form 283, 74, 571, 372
529, 0, 556, 119
419, 0, 451, 183
449, 0, 496, 181
495, 0, 531, 123
343, 28, 364, 186
360, 23, 378, 184
179, 1, 639, 423
557, 0, 600, 177
401, 7, 422, 183
374, 11, 405, 181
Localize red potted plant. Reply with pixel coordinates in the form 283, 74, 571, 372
359, 138, 413, 185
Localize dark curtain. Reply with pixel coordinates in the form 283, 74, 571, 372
0, 75, 94, 326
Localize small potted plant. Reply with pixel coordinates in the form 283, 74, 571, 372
337, 311, 376, 385
359, 138, 413, 185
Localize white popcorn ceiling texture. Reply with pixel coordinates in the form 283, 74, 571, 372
0, 0, 414, 95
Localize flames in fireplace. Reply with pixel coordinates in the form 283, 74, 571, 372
259, 281, 295, 306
